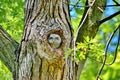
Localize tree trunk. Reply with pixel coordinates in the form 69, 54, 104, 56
18, 0, 74, 80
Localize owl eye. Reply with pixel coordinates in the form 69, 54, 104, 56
49, 37, 53, 39
55, 37, 59, 40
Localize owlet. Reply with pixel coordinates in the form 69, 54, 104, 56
48, 34, 62, 49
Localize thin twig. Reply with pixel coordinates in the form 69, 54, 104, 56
70, 4, 120, 8
106, 25, 120, 65
63, 1, 120, 11
96, 24, 120, 80
70, 0, 80, 11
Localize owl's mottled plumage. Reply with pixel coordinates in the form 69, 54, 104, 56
48, 34, 61, 49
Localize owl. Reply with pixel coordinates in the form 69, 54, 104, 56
48, 34, 62, 49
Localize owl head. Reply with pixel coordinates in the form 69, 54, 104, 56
48, 34, 62, 49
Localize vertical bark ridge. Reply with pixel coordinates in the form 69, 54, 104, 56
0, 26, 19, 79
19, 0, 73, 80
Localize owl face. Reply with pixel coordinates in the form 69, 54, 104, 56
48, 34, 62, 49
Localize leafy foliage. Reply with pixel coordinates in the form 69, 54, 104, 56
0, 0, 24, 42
0, 61, 13, 80
65, 37, 104, 62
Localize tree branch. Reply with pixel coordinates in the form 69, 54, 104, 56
74, 0, 107, 79
113, 0, 120, 5
96, 24, 120, 80
99, 10, 120, 24
0, 25, 19, 77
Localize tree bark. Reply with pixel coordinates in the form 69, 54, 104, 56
18, 0, 74, 80
0, 26, 18, 79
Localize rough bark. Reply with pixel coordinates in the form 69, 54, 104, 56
18, 0, 74, 80
0, 26, 18, 79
